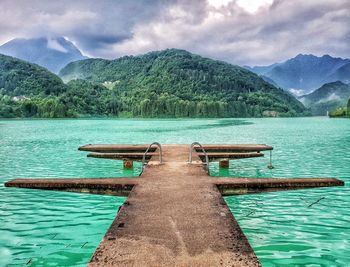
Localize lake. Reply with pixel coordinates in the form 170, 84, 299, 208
0, 118, 349, 266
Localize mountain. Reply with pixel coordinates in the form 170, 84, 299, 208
0, 37, 87, 73
0, 49, 307, 118
299, 81, 350, 115
0, 53, 113, 118
246, 63, 279, 76
0, 53, 70, 118
260, 75, 279, 88
248, 54, 350, 94
242, 69, 280, 88
60, 48, 306, 117
329, 63, 350, 84
0, 53, 67, 96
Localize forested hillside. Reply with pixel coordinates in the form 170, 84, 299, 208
0, 54, 68, 118
0, 79, 119, 118
1, 49, 307, 118
60, 49, 307, 117
0, 54, 67, 96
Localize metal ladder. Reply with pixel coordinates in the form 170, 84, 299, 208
142, 142, 163, 171
188, 142, 209, 174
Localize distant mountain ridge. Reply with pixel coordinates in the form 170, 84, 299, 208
0, 37, 87, 73
299, 81, 350, 115
247, 54, 350, 94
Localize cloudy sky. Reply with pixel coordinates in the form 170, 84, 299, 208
0, 0, 349, 65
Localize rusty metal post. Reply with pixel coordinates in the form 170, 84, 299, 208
219, 159, 229, 168
123, 159, 133, 169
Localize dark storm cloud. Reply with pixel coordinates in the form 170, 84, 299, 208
0, 0, 349, 65
0, 0, 173, 57
74, 33, 133, 52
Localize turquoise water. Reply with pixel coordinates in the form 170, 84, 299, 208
0, 118, 349, 266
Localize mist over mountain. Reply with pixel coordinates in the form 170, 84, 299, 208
329, 63, 350, 84
247, 54, 350, 95
299, 81, 350, 115
0, 37, 87, 74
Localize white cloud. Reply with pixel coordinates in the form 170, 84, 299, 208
236, 0, 273, 13
0, 0, 349, 65
47, 38, 68, 53
207, 0, 232, 8
290, 89, 306, 97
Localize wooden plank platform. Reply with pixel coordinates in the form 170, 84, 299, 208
4, 143, 344, 267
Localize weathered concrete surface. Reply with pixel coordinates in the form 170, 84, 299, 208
79, 144, 272, 153
216, 177, 345, 196
88, 151, 264, 162
90, 145, 261, 267
79, 144, 154, 153
201, 144, 273, 152
87, 152, 156, 161
5, 178, 137, 196
199, 152, 264, 161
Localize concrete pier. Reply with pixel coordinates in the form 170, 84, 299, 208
89, 145, 262, 266
5, 178, 137, 196
5, 144, 344, 267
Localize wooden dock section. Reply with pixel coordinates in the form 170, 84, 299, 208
5, 143, 344, 267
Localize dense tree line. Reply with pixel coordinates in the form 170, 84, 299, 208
1, 49, 309, 118
329, 98, 350, 118
0, 80, 120, 118
0, 94, 65, 118
0, 86, 301, 118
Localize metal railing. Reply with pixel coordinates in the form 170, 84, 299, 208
142, 142, 163, 171
267, 150, 274, 169
188, 142, 209, 174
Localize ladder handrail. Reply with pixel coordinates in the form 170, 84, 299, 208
188, 142, 209, 173
142, 142, 163, 171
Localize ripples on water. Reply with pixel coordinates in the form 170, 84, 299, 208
1, 189, 125, 266
0, 118, 349, 266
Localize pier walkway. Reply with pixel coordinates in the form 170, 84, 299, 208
5, 144, 344, 267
